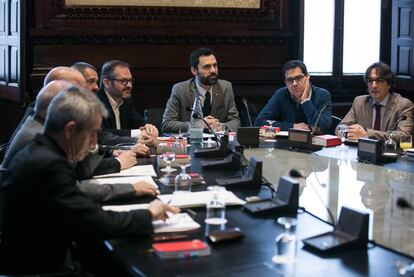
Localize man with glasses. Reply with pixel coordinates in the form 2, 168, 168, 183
98, 60, 158, 140
339, 61, 413, 141
255, 60, 332, 134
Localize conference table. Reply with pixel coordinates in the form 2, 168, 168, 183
105, 137, 414, 277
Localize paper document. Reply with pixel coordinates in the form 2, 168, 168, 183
153, 213, 200, 233
103, 203, 149, 212
93, 164, 157, 178
158, 190, 246, 208
276, 131, 289, 137
81, 175, 157, 188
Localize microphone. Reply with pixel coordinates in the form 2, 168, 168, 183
99, 145, 132, 151
389, 115, 407, 133
289, 169, 335, 225
311, 105, 327, 135
186, 107, 221, 147
396, 197, 414, 210
242, 98, 253, 127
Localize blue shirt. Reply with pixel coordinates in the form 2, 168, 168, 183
255, 85, 332, 134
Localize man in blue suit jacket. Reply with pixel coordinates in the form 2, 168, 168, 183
255, 60, 332, 134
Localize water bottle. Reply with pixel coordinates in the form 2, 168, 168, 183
189, 92, 204, 144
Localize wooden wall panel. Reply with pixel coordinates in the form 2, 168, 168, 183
25, 0, 298, 116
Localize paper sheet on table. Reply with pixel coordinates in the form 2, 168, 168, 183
80, 175, 158, 188
153, 213, 200, 233
158, 190, 246, 208
103, 203, 149, 212
93, 164, 157, 178
276, 131, 289, 137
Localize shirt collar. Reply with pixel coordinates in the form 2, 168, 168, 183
104, 89, 123, 109
371, 93, 389, 107
195, 79, 213, 97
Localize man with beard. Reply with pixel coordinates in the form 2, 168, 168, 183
161, 47, 240, 133
255, 60, 332, 134
97, 60, 158, 140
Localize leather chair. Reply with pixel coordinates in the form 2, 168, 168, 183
144, 108, 165, 132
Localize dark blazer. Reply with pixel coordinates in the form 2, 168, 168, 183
97, 89, 145, 137
0, 134, 153, 274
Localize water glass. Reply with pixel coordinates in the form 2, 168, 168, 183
174, 164, 192, 193
161, 152, 177, 173
205, 189, 227, 225
383, 132, 397, 155
273, 217, 297, 264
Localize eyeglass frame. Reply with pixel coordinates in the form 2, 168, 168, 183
367, 78, 387, 85
110, 78, 135, 86
285, 74, 306, 85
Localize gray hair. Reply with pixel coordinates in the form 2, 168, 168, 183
44, 86, 108, 134
71, 62, 98, 77
34, 80, 72, 118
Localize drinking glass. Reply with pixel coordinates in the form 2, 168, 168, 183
174, 163, 192, 194
272, 217, 297, 264
160, 151, 177, 173
400, 135, 412, 159
337, 124, 349, 149
265, 120, 276, 140
205, 188, 227, 225
383, 131, 397, 155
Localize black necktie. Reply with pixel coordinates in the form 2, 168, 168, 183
203, 91, 211, 116
374, 104, 382, 130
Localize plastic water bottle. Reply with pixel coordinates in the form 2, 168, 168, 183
189, 92, 204, 144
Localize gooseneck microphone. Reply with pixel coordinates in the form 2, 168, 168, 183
186, 107, 221, 147
311, 105, 327, 135
289, 169, 335, 225
396, 197, 414, 210
390, 115, 407, 133
242, 98, 253, 127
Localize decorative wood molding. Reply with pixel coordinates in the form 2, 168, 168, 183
54, 0, 280, 22
31, 34, 289, 45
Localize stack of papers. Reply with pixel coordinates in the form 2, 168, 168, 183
81, 175, 157, 187
158, 190, 246, 208
93, 164, 157, 178
153, 213, 200, 233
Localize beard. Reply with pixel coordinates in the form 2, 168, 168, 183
198, 73, 218, 86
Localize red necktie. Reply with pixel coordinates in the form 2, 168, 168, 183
373, 104, 382, 130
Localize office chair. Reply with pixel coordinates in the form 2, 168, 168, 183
329, 115, 342, 135
144, 107, 165, 132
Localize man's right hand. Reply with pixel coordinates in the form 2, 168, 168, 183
148, 200, 180, 221
117, 150, 137, 170
293, 122, 310, 130
204, 115, 219, 127
130, 143, 150, 157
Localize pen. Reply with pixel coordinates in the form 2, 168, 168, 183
185, 209, 197, 218
153, 234, 189, 242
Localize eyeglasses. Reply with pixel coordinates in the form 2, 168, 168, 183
285, 75, 305, 85
111, 78, 134, 86
367, 78, 386, 85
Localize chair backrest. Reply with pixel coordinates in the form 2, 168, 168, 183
239, 102, 262, 127
144, 108, 165, 132
328, 115, 342, 135
0, 143, 9, 164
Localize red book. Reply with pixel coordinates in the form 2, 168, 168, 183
312, 134, 342, 147
152, 239, 211, 259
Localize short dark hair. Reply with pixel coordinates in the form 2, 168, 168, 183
363, 61, 394, 89
282, 60, 308, 76
100, 60, 130, 89
189, 48, 215, 69
71, 62, 97, 76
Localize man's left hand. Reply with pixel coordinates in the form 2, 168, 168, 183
348, 124, 368, 140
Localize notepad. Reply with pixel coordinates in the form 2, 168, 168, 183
153, 213, 200, 233
157, 190, 246, 208
93, 164, 157, 178
81, 175, 157, 187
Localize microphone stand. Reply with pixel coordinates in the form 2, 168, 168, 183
242, 98, 253, 127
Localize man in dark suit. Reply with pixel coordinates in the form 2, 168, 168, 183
161, 47, 240, 133
0, 86, 178, 275
340, 61, 414, 141
97, 60, 158, 141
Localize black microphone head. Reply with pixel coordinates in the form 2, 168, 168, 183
401, 115, 407, 121
242, 98, 247, 104
289, 169, 303, 178
397, 197, 412, 209
186, 107, 193, 112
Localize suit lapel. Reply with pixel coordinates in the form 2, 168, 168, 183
211, 82, 224, 116
382, 93, 395, 131
98, 89, 117, 129
363, 98, 373, 129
